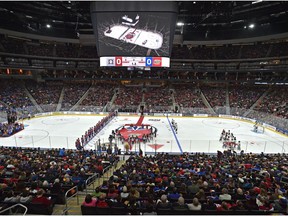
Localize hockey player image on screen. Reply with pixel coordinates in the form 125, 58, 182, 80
104, 14, 163, 50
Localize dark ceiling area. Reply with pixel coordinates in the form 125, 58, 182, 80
0, 1, 288, 41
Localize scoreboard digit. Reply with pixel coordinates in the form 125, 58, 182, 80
145, 57, 153, 67
115, 57, 122, 66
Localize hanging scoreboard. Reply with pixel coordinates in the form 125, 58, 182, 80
91, 2, 178, 57
100, 56, 170, 67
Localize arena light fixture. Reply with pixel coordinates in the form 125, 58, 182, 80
46, 24, 51, 28
249, 24, 255, 29
177, 22, 184, 26
252, 0, 262, 4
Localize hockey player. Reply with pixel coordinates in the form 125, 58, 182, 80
253, 124, 258, 133
174, 123, 178, 134
237, 141, 241, 151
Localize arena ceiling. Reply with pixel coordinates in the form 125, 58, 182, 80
0, 1, 288, 40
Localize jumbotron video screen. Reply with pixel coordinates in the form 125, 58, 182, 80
91, 1, 178, 57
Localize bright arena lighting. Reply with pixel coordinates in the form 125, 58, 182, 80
177, 22, 184, 26
249, 23, 255, 29
46, 24, 51, 28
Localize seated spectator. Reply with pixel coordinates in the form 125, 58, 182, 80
258, 198, 274, 211
216, 201, 232, 211
141, 185, 154, 199
204, 198, 217, 210
232, 200, 246, 210
274, 197, 288, 211
19, 190, 33, 203
219, 188, 232, 201
156, 194, 172, 209
120, 186, 129, 200
50, 179, 63, 194
172, 197, 188, 211
187, 197, 202, 211
72, 172, 85, 190
178, 183, 188, 197
14, 180, 26, 193
129, 187, 140, 199
168, 187, 181, 201
233, 188, 246, 200
207, 190, 219, 201
166, 181, 175, 194
256, 188, 269, 204
42, 180, 50, 190
108, 196, 127, 209
187, 180, 200, 194
4, 191, 19, 203
195, 189, 206, 200
30, 181, 40, 194
107, 186, 119, 199
31, 189, 52, 206
95, 194, 109, 208
141, 194, 156, 215
245, 192, 259, 210
126, 197, 140, 215
82, 194, 97, 207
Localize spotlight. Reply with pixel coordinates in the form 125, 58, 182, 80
177, 22, 184, 26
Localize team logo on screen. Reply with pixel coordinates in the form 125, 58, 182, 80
152, 57, 162, 67
107, 58, 115, 66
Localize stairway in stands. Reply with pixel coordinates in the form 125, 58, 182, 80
52, 157, 127, 215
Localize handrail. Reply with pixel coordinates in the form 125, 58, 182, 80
102, 164, 111, 180
0, 203, 28, 215
85, 173, 99, 195
63, 185, 79, 215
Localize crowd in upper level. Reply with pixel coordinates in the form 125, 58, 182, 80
0, 80, 287, 130
114, 86, 143, 113
254, 86, 288, 119
144, 87, 173, 113
1, 35, 288, 60
26, 81, 63, 112
228, 86, 267, 116
79, 83, 116, 111
174, 85, 206, 109
171, 42, 288, 60
61, 83, 90, 111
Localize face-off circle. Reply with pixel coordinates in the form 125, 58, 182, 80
115, 116, 157, 149
117, 125, 153, 140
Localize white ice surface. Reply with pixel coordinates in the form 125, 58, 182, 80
0, 115, 287, 154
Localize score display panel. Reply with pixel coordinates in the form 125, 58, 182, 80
100, 56, 170, 67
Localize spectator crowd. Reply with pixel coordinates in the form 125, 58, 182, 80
1, 34, 288, 60
80, 151, 288, 214
0, 79, 287, 133
0, 146, 119, 212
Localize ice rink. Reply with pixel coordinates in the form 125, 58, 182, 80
0, 114, 287, 154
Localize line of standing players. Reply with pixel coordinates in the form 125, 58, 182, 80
75, 112, 116, 150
